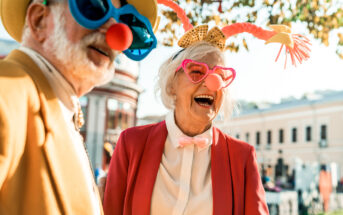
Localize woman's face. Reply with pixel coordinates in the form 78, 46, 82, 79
172, 53, 225, 126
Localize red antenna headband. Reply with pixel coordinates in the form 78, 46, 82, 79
157, 0, 311, 67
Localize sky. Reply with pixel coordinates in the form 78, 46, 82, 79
1, 21, 343, 118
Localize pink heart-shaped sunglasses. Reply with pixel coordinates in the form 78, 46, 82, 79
175, 59, 236, 90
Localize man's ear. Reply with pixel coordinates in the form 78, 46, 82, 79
26, 3, 50, 42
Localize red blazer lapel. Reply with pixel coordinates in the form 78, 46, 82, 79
132, 121, 168, 215
211, 127, 233, 215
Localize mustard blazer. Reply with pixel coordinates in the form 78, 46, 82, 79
0, 50, 103, 215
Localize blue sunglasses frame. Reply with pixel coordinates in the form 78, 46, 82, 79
68, 0, 157, 61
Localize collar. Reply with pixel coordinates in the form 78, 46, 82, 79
165, 111, 213, 152
19, 46, 80, 119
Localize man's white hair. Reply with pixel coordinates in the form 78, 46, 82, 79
155, 41, 235, 120
21, 0, 65, 44
22, 0, 115, 88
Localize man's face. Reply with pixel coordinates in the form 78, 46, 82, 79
43, 1, 121, 90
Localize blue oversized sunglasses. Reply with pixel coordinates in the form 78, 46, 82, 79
68, 0, 157, 61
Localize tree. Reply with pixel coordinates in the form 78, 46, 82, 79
158, 0, 343, 58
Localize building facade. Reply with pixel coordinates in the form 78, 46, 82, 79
215, 91, 343, 188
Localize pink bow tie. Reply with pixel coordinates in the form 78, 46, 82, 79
178, 136, 209, 149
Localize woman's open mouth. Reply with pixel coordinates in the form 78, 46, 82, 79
194, 94, 214, 107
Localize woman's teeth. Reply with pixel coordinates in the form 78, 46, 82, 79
194, 95, 214, 106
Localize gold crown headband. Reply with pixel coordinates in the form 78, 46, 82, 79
157, 0, 311, 67
178, 25, 227, 50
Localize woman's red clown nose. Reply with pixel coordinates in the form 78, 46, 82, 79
205, 73, 223, 91
106, 23, 133, 51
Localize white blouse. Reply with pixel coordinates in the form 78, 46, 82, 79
150, 111, 214, 215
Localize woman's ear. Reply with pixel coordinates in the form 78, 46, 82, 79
169, 85, 175, 95
168, 87, 176, 100
169, 83, 177, 98
169, 71, 180, 95
26, 3, 50, 42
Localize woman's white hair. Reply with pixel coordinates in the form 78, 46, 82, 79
155, 41, 235, 120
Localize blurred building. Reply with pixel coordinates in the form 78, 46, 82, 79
137, 114, 166, 126
80, 54, 142, 170
215, 90, 343, 187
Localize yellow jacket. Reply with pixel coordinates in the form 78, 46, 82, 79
0, 50, 103, 215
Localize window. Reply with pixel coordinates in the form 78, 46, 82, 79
256, 132, 260, 149
320, 125, 327, 140
279, 129, 284, 144
292, 127, 297, 143
245, 132, 250, 143
306, 126, 312, 142
267, 130, 272, 144
118, 112, 122, 128
107, 99, 119, 129
266, 130, 272, 150
319, 124, 328, 148
106, 99, 134, 130
107, 110, 117, 129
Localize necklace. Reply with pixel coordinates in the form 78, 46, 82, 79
73, 102, 85, 131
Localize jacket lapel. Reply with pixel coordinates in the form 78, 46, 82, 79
7, 50, 100, 213
132, 121, 168, 215
211, 127, 233, 215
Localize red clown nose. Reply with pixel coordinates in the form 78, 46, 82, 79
106, 23, 133, 51
205, 73, 223, 91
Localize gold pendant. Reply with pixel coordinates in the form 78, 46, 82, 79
74, 102, 84, 131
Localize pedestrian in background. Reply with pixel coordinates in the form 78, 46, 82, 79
319, 165, 333, 212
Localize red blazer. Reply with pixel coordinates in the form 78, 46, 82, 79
103, 121, 269, 215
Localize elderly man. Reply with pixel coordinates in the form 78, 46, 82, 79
0, 0, 158, 214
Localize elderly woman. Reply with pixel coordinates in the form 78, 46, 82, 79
103, 39, 269, 214
103, 1, 311, 213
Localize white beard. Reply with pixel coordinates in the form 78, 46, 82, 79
43, 5, 116, 87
